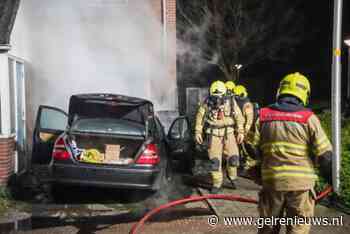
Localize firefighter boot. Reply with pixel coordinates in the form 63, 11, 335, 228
227, 155, 239, 189
210, 186, 222, 194
227, 176, 237, 190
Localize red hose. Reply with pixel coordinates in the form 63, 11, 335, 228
316, 186, 333, 201
129, 186, 332, 234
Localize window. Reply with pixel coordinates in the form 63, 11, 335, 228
40, 108, 67, 131
169, 118, 190, 140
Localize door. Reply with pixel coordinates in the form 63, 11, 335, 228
8, 56, 27, 173
167, 116, 192, 158
32, 105, 68, 165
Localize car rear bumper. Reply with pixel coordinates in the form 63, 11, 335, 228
51, 163, 161, 190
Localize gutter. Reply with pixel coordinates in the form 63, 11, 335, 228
0, 44, 11, 53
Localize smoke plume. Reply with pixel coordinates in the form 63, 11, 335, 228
10, 0, 177, 136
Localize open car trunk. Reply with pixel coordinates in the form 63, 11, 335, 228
67, 118, 146, 165
68, 133, 143, 165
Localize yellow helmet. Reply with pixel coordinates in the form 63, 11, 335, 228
234, 85, 248, 98
277, 72, 311, 106
225, 81, 236, 92
210, 80, 227, 96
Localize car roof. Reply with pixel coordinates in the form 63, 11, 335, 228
70, 93, 152, 106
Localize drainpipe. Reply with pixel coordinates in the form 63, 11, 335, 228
162, 0, 167, 61
331, 0, 343, 194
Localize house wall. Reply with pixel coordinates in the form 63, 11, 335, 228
9, 0, 177, 158
0, 53, 16, 184
0, 136, 15, 184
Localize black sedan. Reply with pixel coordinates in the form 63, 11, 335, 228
31, 94, 192, 191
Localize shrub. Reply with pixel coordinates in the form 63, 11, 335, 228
0, 186, 11, 215
318, 111, 350, 208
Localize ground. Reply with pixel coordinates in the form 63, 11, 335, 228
0, 174, 349, 234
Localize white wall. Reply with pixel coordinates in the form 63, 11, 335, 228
10, 0, 177, 139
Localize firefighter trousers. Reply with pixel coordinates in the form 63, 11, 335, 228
258, 188, 315, 234
208, 133, 240, 188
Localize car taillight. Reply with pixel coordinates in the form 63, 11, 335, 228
136, 143, 160, 165
52, 137, 70, 160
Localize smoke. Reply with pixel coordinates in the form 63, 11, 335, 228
10, 0, 177, 135
176, 7, 219, 79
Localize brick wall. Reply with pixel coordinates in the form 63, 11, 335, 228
0, 136, 15, 185
166, 0, 176, 30
166, 0, 177, 108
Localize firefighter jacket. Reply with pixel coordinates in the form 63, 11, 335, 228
236, 97, 254, 135
247, 101, 332, 191
195, 97, 244, 137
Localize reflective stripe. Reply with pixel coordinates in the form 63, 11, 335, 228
314, 142, 332, 156
261, 142, 308, 157
262, 147, 307, 157
312, 135, 331, 155
318, 142, 331, 150
263, 165, 314, 172
262, 165, 316, 180
259, 107, 313, 123
211, 171, 223, 187
315, 136, 328, 146
205, 127, 234, 137
263, 172, 317, 180
261, 142, 308, 151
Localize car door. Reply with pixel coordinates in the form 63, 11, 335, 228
167, 116, 192, 159
32, 105, 68, 165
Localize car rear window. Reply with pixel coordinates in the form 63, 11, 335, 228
70, 118, 146, 136
70, 101, 152, 125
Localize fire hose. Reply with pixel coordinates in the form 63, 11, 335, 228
129, 186, 333, 234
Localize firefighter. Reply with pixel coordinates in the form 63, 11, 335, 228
246, 72, 332, 234
234, 85, 254, 135
225, 81, 236, 97
195, 80, 245, 193
233, 85, 257, 174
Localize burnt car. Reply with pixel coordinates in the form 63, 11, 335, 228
31, 94, 192, 191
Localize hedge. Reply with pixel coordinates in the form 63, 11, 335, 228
318, 111, 350, 208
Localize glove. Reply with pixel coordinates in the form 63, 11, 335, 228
319, 151, 332, 185
247, 164, 262, 185
236, 133, 244, 144
195, 133, 203, 145
245, 144, 261, 160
